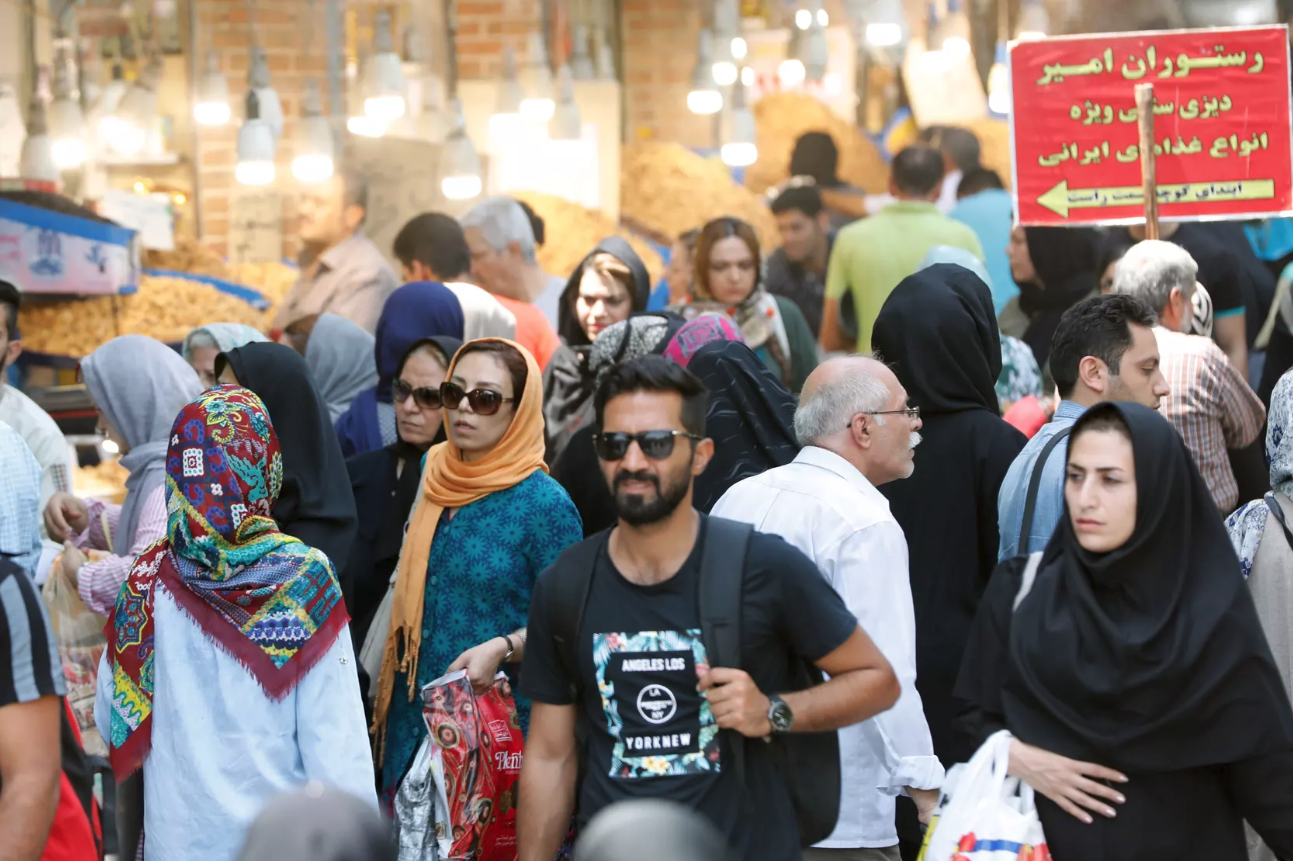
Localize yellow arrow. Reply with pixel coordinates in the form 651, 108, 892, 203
1037, 178, 1277, 218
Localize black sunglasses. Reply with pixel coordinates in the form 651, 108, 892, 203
393, 378, 442, 410
592, 430, 702, 461
439, 382, 516, 416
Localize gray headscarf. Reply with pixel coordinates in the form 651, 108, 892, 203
80, 335, 202, 554
305, 314, 379, 422
235, 786, 394, 861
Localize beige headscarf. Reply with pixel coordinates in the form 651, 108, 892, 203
372, 338, 546, 759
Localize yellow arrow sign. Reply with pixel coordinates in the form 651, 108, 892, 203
1037, 179, 1277, 218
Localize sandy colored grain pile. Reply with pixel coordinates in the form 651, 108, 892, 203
621, 141, 780, 252
511, 191, 665, 286
744, 93, 891, 195
18, 274, 266, 357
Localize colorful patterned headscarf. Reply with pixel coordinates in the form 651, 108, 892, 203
104, 385, 348, 779
663, 314, 746, 368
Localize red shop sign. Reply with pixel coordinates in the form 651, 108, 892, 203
1010, 26, 1293, 226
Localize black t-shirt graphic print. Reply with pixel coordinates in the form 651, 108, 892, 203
595, 629, 721, 776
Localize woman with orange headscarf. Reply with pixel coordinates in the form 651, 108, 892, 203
372, 339, 582, 803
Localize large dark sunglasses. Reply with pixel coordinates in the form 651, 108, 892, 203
592, 430, 702, 461
392, 378, 443, 410
439, 382, 515, 416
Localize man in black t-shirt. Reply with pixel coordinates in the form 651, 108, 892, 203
518, 357, 900, 861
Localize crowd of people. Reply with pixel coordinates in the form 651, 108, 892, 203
1, 126, 1293, 861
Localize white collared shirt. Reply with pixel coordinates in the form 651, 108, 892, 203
712, 446, 943, 849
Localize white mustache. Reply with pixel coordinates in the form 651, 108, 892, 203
908, 432, 922, 450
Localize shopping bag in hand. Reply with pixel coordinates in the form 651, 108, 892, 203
918, 730, 1050, 861
42, 552, 109, 758
420, 670, 524, 861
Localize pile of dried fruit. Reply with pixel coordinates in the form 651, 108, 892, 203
621, 142, 780, 251
18, 274, 266, 357
72, 459, 129, 503
511, 191, 664, 286
744, 93, 891, 196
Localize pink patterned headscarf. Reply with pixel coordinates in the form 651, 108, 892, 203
663, 315, 746, 368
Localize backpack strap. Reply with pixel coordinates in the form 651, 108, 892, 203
1017, 426, 1074, 552
1013, 552, 1044, 612
549, 533, 609, 702
697, 517, 754, 790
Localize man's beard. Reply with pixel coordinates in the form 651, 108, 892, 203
612, 466, 692, 526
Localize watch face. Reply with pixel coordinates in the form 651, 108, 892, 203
769, 700, 794, 733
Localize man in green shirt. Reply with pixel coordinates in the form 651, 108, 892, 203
821, 146, 985, 354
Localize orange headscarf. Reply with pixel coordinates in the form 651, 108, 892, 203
372, 338, 547, 757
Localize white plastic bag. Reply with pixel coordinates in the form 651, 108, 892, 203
919, 730, 1050, 861
42, 557, 108, 758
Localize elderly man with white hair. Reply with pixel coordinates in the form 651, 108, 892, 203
712, 355, 943, 861
460, 197, 562, 367
1114, 239, 1266, 513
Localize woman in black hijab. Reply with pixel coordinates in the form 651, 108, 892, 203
956, 402, 1293, 861
543, 238, 651, 465
872, 263, 1026, 771
215, 342, 358, 572
340, 335, 461, 651
1007, 226, 1100, 367
686, 340, 799, 512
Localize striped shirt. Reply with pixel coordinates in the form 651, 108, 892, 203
1155, 327, 1266, 513
73, 485, 168, 617
0, 558, 65, 709
0, 421, 42, 578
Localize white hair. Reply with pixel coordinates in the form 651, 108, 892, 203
1113, 239, 1197, 316
460, 197, 537, 265
794, 363, 891, 447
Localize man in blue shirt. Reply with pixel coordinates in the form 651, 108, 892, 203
997, 295, 1169, 559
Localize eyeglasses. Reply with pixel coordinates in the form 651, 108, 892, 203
844, 406, 920, 429
592, 430, 702, 461
393, 379, 442, 410
439, 382, 516, 416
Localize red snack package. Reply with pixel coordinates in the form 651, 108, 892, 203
421, 670, 524, 861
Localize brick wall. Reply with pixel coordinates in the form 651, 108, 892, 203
192, 0, 329, 257
454, 0, 543, 81
620, 0, 709, 147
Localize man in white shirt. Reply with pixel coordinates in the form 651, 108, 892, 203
0, 280, 71, 537
712, 356, 944, 861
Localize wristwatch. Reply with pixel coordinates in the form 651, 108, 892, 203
767, 694, 794, 735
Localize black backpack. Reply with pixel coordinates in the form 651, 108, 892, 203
543, 516, 842, 847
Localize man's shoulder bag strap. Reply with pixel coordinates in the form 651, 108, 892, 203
1017, 426, 1074, 552
697, 517, 754, 789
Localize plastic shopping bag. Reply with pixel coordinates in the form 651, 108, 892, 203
918, 730, 1050, 861
42, 553, 109, 758
420, 670, 524, 861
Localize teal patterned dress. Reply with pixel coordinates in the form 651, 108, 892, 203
379, 470, 582, 798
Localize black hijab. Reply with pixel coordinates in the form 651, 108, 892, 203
544, 238, 651, 465
687, 341, 799, 512
382, 334, 463, 557
1017, 227, 1099, 366
1006, 402, 1293, 771
216, 343, 359, 572
872, 263, 1001, 415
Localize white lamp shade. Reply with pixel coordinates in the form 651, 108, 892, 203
779, 58, 806, 88
722, 105, 758, 166
364, 52, 407, 121
550, 65, 581, 140
47, 97, 87, 170
253, 86, 284, 140
570, 25, 595, 80
1017, 0, 1048, 39
114, 83, 157, 155
347, 115, 387, 137
236, 118, 277, 185
687, 88, 723, 115
520, 31, 554, 121
20, 133, 59, 182
439, 131, 482, 200
195, 67, 231, 126
806, 27, 830, 80
292, 113, 335, 182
